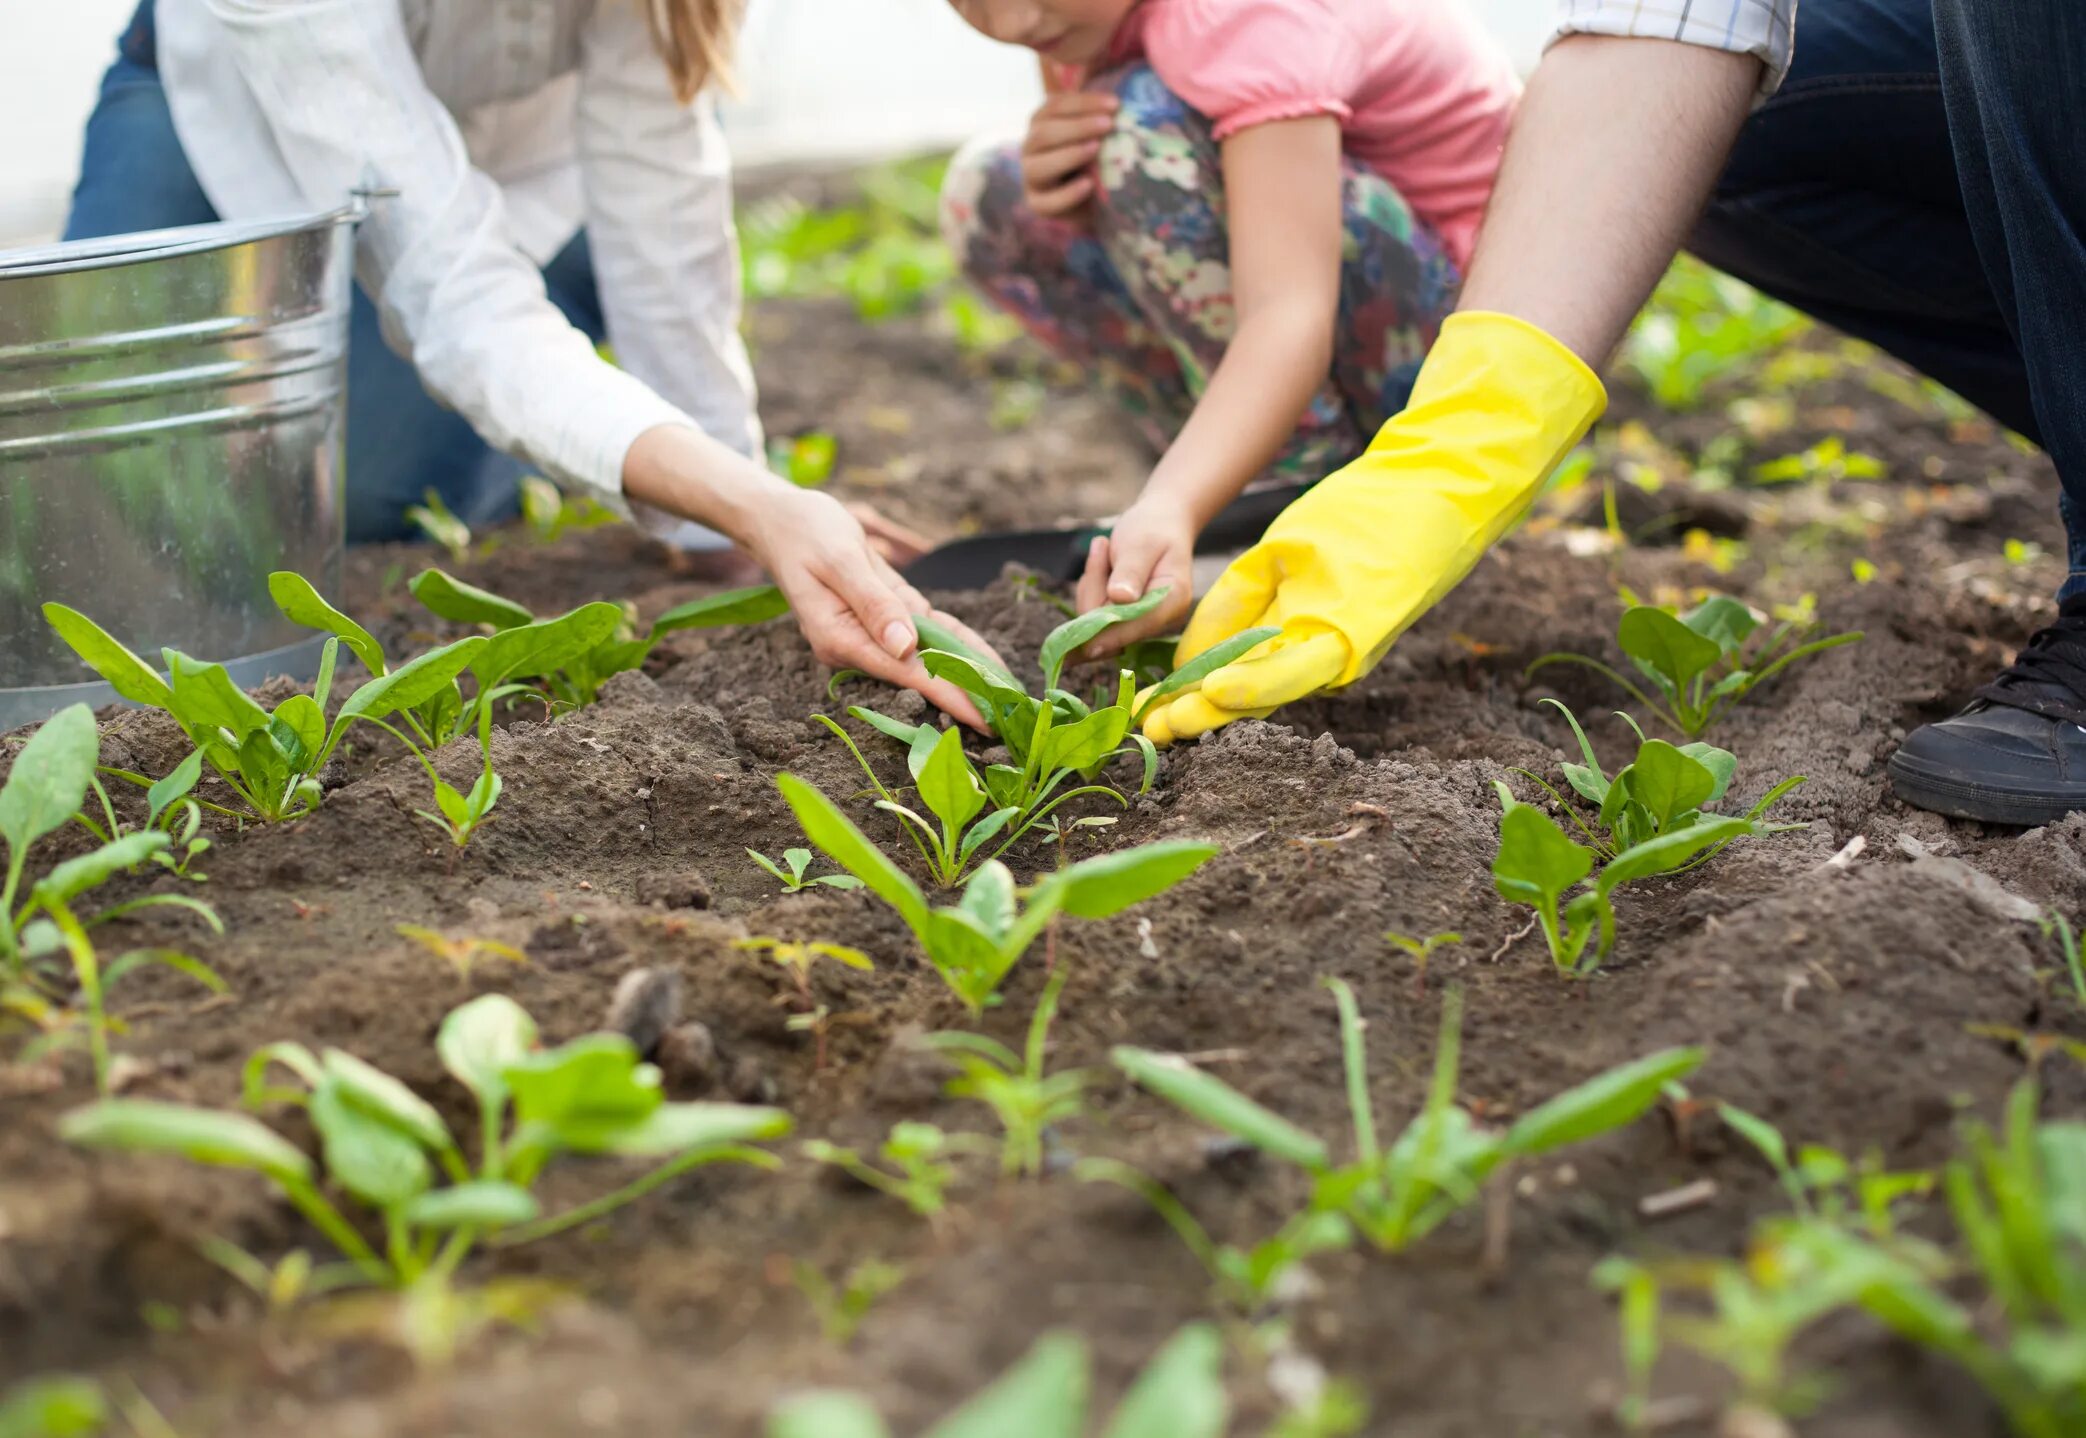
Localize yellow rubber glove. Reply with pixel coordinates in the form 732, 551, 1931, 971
1142, 311, 1607, 745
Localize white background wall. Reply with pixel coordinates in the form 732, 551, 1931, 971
0, 0, 1554, 245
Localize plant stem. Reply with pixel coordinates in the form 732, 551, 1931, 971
280, 1179, 392, 1286
491, 1146, 778, 1248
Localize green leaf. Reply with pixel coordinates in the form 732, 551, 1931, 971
1132, 627, 1285, 721
438, 993, 539, 1107
921, 652, 1034, 722
408, 569, 534, 629
955, 807, 1019, 867
916, 727, 986, 835
145, 750, 204, 829
1682, 595, 1759, 656
504, 1034, 663, 1152
1038, 706, 1129, 775
919, 907, 1013, 1008
1629, 741, 1717, 830
1617, 607, 1724, 693
956, 861, 1017, 941
1100, 1324, 1228, 1438
777, 773, 928, 933
595, 1101, 793, 1156
474, 602, 624, 687
34, 832, 169, 906
100, 947, 227, 996
41, 604, 173, 708
1039, 589, 1169, 693
334, 637, 488, 729
1502, 1048, 1704, 1158
925, 1331, 1089, 1438
913, 615, 1018, 687
0, 1375, 107, 1438
321, 1049, 452, 1152
649, 584, 790, 635
399, 1181, 540, 1230
1112, 1047, 1330, 1170
268, 572, 386, 675
311, 1081, 432, 1207
59, 1099, 311, 1183
1049, 840, 1219, 919
270, 693, 327, 771
1491, 805, 1595, 910
767, 1395, 892, 1438
0, 703, 99, 857
1598, 816, 1758, 891
165, 652, 272, 741
1679, 742, 1738, 807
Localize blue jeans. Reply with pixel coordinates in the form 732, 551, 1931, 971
1691, 0, 2086, 599
62, 1, 607, 544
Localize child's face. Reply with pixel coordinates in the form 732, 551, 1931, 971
949, 0, 1137, 66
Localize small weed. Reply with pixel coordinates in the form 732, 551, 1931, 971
802, 1121, 969, 1219
395, 924, 525, 981
789, 1257, 905, 1345
735, 936, 874, 1070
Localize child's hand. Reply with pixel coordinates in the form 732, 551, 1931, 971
1074, 496, 1196, 660
1021, 91, 1120, 219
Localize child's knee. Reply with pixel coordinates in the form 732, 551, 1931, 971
938, 132, 1028, 264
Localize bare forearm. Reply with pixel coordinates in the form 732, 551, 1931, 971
622, 423, 789, 542
1145, 309, 1333, 527
1458, 35, 1761, 366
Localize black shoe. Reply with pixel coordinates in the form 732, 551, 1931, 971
1888, 597, 2086, 825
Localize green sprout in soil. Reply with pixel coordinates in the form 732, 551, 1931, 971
2040, 911, 2086, 1011
777, 771, 1216, 1012
767, 1324, 1229, 1438
394, 924, 526, 981
1105, 983, 1701, 1306
921, 968, 1090, 1179
789, 1256, 905, 1346
736, 936, 874, 1071
748, 847, 864, 894
45, 598, 485, 824
61, 994, 792, 1299
802, 1121, 969, 1220
1620, 256, 1809, 413
405, 488, 474, 565
814, 720, 1020, 887
1597, 1083, 2083, 1438
73, 748, 211, 884
517, 475, 618, 545
407, 567, 788, 713
1751, 435, 1886, 486
1525, 594, 1861, 740
1383, 929, 1462, 997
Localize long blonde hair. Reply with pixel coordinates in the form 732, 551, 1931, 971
642, 0, 745, 102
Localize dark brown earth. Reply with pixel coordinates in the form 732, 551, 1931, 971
3, 231, 2083, 1438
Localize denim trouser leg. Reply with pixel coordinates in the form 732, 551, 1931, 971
60, 8, 610, 546
1933, 0, 2086, 602
1689, 0, 2086, 596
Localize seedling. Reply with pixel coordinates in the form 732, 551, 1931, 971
0, 1376, 105, 1438
1114, 982, 1701, 1264
814, 720, 1018, 887
1621, 257, 1808, 412
921, 968, 1090, 1178
61, 994, 792, 1294
405, 488, 474, 564
1383, 930, 1462, 996
371, 701, 503, 854
1526, 594, 1861, 739
766, 1324, 1230, 1438
395, 924, 526, 981
777, 771, 1217, 1011
1751, 435, 1885, 486
408, 567, 788, 712
790, 1256, 904, 1345
736, 936, 874, 1070
842, 588, 1279, 839
1500, 699, 1806, 863
747, 847, 863, 894
44, 600, 486, 824
517, 475, 617, 544
2040, 911, 2085, 1011
803, 1121, 967, 1218
74, 749, 212, 883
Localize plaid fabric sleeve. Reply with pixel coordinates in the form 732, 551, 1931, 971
1549, 0, 1798, 97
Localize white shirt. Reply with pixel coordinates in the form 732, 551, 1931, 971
1551, 0, 1797, 96
156, 0, 761, 528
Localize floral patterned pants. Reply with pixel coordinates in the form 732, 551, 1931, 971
939, 64, 1464, 484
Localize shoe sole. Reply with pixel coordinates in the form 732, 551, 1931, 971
1886, 751, 2086, 827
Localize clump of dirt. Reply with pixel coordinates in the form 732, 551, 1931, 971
3, 233, 2081, 1438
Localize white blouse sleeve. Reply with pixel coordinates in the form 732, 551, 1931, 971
201, 0, 704, 514
576, 0, 764, 465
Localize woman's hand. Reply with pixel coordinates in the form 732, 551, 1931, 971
1022, 90, 1120, 218
1073, 494, 1197, 660
745, 487, 999, 730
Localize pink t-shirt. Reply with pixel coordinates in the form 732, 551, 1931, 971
1101, 0, 1519, 270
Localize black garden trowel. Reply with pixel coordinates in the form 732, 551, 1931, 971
900, 480, 1312, 590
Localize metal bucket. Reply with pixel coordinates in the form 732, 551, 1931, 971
0, 202, 363, 730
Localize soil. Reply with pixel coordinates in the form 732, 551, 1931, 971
5, 196, 2084, 1438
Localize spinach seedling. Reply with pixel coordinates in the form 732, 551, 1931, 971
395, 924, 526, 981
405, 488, 475, 564
517, 475, 617, 544
777, 771, 1217, 1011
44, 602, 485, 824
1502, 699, 1806, 863
1383, 930, 1463, 997
814, 719, 1019, 887
74, 748, 213, 883
767, 1324, 1229, 1438
789, 1256, 904, 1345
60, 993, 792, 1292
1491, 802, 1761, 978
1526, 594, 1861, 739
736, 936, 874, 1070
1115, 982, 1702, 1257
803, 1121, 969, 1219
409, 567, 788, 712
921, 968, 1090, 1178
747, 847, 862, 894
